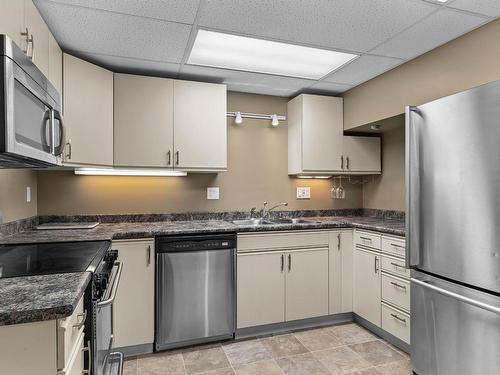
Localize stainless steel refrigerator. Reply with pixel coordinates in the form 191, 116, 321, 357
406, 80, 500, 375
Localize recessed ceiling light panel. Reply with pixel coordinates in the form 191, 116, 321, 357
188, 30, 358, 80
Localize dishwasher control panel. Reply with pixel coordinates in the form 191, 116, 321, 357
156, 234, 236, 253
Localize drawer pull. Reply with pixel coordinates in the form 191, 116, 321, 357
390, 281, 407, 290
72, 310, 87, 329
390, 313, 407, 324
360, 236, 372, 241
390, 262, 405, 269
390, 243, 405, 249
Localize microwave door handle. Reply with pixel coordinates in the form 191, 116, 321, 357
97, 261, 123, 308
40, 109, 51, 153
52, 110, 65, 156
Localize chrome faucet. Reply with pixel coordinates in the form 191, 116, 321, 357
259, 201, 288, 219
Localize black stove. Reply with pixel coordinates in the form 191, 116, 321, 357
0, 240, 110, 278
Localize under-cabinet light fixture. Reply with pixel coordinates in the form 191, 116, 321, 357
74, 168, 187, 177
227, 112, 286, 126
188, 30, 358, 79
296, 175, 332, 179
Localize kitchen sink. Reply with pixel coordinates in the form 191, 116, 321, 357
270, 218, 321, 224
231, 218, 274, 225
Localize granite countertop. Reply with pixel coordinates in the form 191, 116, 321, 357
0, 272, 91, 326
0, 216, 405, 245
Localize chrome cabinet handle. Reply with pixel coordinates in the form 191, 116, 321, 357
360, 236, 372, 241
167, 150, 171, 165
72, 310, 87, 329
341, 155, 344, 169
65, 140, 72, 160
29, 33, 34, 59
390, 313, 407, 324
346, 156, 350, 170
390, 262, 404, 269
82, 340, 92, 374
337, 233, 341, 251
412, 278, 500, 315
146, 245, 151, 266
288, 254, 292, 272
175, 151, 179, 165
280, 253, 284, 272
391, 243, 405, 249
97, 261, 123, 307
390, 281, 407, 290
374, 257, 379, 274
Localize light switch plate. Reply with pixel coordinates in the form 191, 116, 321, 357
207, 187, 220, 200
296, 187, 311, 199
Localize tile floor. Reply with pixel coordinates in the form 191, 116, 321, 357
123, 323, 411, 375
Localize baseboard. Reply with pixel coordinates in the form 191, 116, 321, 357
353, 314, 410, 354
235, 312, 354, 339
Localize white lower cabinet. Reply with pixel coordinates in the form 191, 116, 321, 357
285, 248, 329, 321
329, 230, 354, 314
237, 251, 286, 328
353, 247, 381, 326
112, 239, 155, 348
381, 303, 410, 343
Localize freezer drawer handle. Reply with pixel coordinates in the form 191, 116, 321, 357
411, 278, 500, 315
390, 313, 407, 324
97, 261, 123, 307
390, 281, 407, 290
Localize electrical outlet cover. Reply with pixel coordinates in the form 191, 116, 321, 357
296, 187, 311, 199
207, 187, 220, 200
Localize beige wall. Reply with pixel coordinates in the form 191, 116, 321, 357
37, 92, 362, 215
343, 18, 500, 130
362, 116, 405, 211
0, 170, 37, 223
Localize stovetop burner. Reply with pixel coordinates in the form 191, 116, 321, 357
0, 241, 111, 278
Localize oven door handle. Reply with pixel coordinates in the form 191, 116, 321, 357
97, 261, 123, 307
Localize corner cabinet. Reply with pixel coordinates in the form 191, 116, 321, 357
114, 75, 227, 172
63, 54, 114, 166
288, 94, 381, 175
112, 239, 155, 349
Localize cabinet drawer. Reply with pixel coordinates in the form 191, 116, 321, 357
381, 237, 406, 258
354, 231, 381, 250
238, 231, 329, 252
382, 303, 410, 344
381, 274, 410, 311
57, 296, 85, 370
381, 256, 410, 279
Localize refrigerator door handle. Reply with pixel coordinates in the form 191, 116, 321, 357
411, 278, 500, 315
405, 105, 421, 268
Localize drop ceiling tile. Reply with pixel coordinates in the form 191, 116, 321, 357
370, 8, 488, 59
35, 1, 192, 62
198, 0, 438, 52
323, 55, 404, 85
78, 53, 181, 76
180, 65, 315, 95
448, 0, 500, 17
305, 81, 354, 95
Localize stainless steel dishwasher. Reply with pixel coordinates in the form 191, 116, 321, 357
155, 233, 236, 351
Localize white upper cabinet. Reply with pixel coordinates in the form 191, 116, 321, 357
63, 54, 114, 166
48, 32, 62, 96
288, 94, 344, 175
24, 0, 49, 76
0, 0, 25, 47
173, 80, 227, 172
114, 74, 174, 168
343, 136, 381, 174
288, 94, 381, 175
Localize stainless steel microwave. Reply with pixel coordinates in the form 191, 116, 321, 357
0, 34, 64, 168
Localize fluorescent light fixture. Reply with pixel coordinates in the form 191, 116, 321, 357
296, 175, 332, 179
74, 168, 187, 177
188, 30, 358, 80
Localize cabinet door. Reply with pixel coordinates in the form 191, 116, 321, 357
353, 248, 381, 326
343, 136, 381, 174
48, 32, 62, 96
237, 252, 285, 328
286, 248, 329, 321
63, 54, 113, 166
0, 0, 25, 48
173, 80, 227, 171
330, 230, 354, 314
301, 95, 344, 172
112, 240, 155, 348
114, 74, 174, 167
25, 0, 49, 76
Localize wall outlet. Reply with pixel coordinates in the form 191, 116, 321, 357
207, 187, 220, 200
296, 187, 311, 199
26, 186, 31, 203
